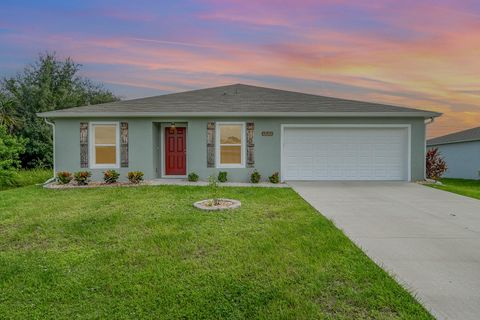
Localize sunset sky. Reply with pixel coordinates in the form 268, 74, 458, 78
1, 0, 479, 138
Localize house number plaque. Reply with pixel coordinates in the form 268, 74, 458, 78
261, 131, 274, 136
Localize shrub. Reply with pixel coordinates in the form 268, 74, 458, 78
57, 171, 73, 184
188, 172, 199, 182
103, 169, 120, 184
127, 171, 144, 184
0, 124, 26, 187
74, 171, 91, 185
269, 172, 280, 184
218, 171, 228, 182
250, 170, 261, 183
426, 148, 447, 180
0, 169, 51, 191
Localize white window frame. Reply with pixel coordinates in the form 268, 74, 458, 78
216, 122, 246, 168
89, 122, 120, 169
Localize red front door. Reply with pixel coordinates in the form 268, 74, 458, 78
165, 127, 186, 175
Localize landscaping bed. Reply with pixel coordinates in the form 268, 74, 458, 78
0, 185, 433, 319
45, 181, 150, 189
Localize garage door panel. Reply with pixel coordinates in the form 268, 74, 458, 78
283, 127, 408, 181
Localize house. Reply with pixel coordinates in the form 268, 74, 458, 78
37, 84, 441, 182
427, 126, 480, 179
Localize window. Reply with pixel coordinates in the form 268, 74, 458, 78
216, 122, 245, 168
90, 123, 119, 168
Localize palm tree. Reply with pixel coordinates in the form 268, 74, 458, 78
0, 94, 21, 133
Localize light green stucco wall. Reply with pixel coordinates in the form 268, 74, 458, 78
54, 117, 426, 182
55, 118, 156, 181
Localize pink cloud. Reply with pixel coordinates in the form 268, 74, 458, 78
3, 0, 479, 137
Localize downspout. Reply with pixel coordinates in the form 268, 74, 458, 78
43, 118, 56, 184
424, 117, 435, 180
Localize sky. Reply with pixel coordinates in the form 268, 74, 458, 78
1, 0, 479, 138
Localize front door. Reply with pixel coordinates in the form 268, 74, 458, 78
165, 127, 186, 175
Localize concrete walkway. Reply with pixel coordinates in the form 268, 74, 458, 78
289, 181, 480, 320
150, 178, 289, 188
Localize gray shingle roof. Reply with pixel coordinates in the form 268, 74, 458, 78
427, 126, 480, 146
37, 83, 441, 118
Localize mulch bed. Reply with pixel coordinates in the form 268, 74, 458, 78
44, 181, 150, 189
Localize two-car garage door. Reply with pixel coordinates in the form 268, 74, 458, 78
282, 126, 409, 181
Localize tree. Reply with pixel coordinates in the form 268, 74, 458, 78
0, 125, 26, 186
0, 93, 21, 133
426, 148, 448, 180
1, 52, 119, 168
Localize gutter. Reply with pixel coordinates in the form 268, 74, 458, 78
43, 118, 56, 184
424, 117, 435, 125
37, 111, 443, 119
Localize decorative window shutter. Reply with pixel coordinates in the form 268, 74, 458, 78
207, 122, 215, 168
120, 122, 129, 167
80, 122, 89, 168
246, 122, 255, 167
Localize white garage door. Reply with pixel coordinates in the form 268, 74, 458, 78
283, 127, 409, 181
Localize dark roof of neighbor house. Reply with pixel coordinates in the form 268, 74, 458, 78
427, 126, 480, 146
37, 83, 442, 118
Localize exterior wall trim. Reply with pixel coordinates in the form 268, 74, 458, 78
280, 124, 412, 182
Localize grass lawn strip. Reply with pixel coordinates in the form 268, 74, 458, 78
428, 178, 480, 200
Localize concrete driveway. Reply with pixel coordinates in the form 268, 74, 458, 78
289, 181, 480, 320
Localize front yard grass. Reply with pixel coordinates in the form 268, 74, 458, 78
428, 178, 480, 200
0, 185, 432, 319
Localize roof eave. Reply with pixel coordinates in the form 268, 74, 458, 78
427, 138, 480, 146
37, 111, 442, 118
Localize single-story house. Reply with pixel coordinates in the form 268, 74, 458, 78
427, 126, 480, 179
38, 84, 441, 182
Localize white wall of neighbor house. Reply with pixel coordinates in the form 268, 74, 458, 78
429, 141, 480, 179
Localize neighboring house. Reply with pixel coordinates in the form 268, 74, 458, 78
38, 84, 441, 182
427, 126, 480, 180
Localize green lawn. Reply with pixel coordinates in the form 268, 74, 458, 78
0, 185, 432, 319
0, 169, 52, 191
428, 178, 480, 200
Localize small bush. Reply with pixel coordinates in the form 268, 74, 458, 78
426, 148, 447, 180
269, 172, 280, 184
57, 171, 73, 184
218, 171, 228, 182
103, 169, 120, 184
250, 170, 261, 183
188, 172, 199, 182
0, 124, 26, 187
74, 171, 91, 185
128, 171, 144, 184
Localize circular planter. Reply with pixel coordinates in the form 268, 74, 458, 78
193, 198, 241, 211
